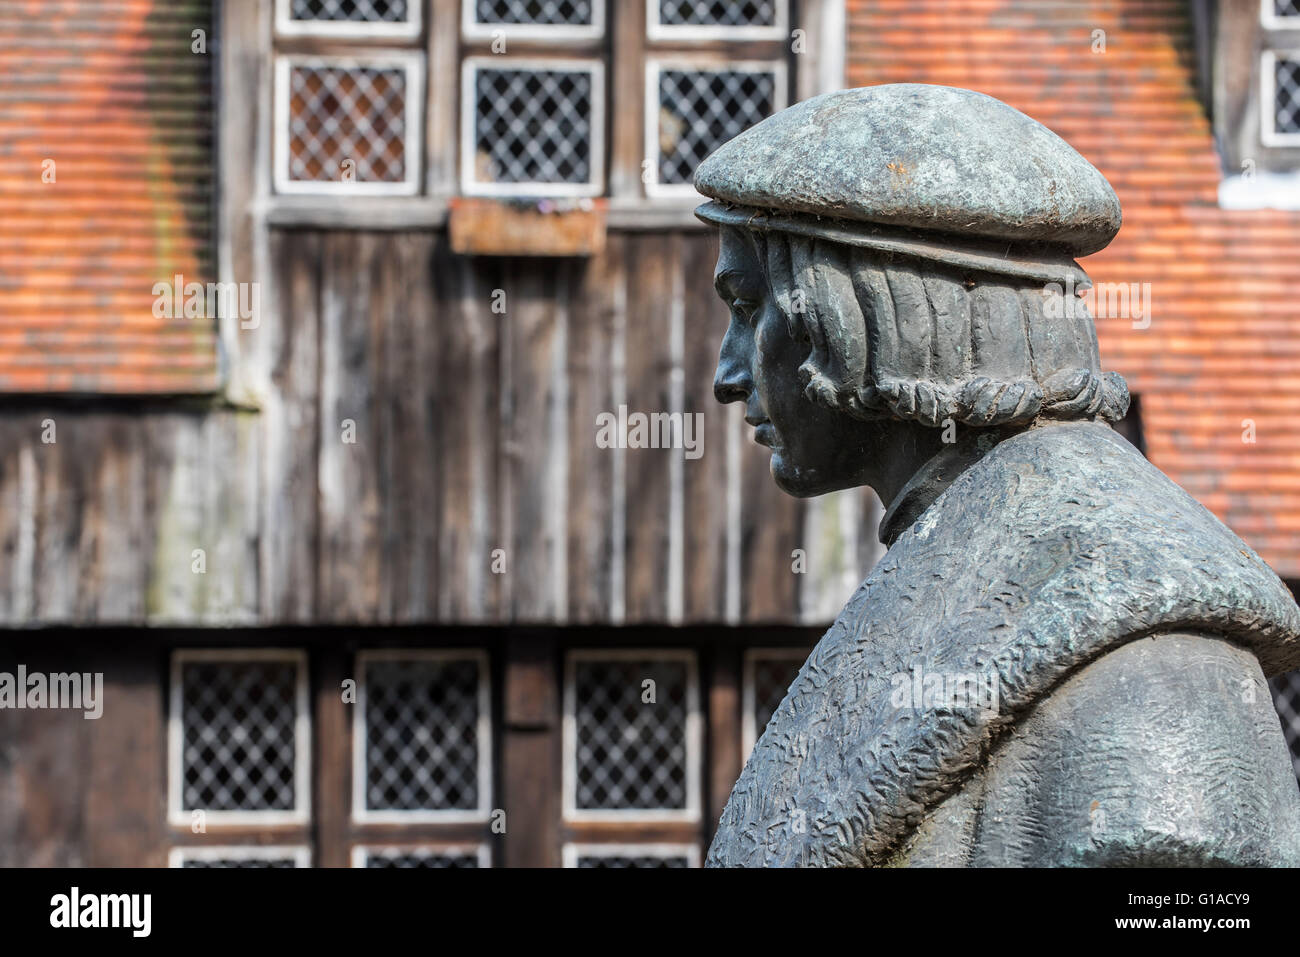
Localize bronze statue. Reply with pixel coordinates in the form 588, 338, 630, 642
697, 84, 1300, 866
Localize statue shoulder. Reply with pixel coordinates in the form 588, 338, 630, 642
975, 632, 1300, 866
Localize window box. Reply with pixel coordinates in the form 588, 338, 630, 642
448, 196, 607, 256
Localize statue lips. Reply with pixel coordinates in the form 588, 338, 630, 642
753, 424, 777, 448
749, 418, 777, 449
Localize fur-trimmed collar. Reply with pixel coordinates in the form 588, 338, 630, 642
707, 422, 1300, 866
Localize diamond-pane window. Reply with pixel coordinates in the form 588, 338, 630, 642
565, 844, 699, 867
743, 648, 806, 755
1273, 55, 1300, 136
580, 854, 688, 867
278, 0, 420, 36
650, 0, 785, 38
462, 59, 604, 196
355, 845, 489, 867
353, 652, 490, 821
1272, 669, 1300, 782
466, 0, 602, 32
170, 847, 311, 868
168, 650, 309, 825
182, 858, 296, 868
275, 56, 422, 195
293, 0, 407, 20
564, 651, 700, 818
659, 0, 774, 26
476, 0, 591, 22
1269, 1, 1300, 23
648, 62, 784, 195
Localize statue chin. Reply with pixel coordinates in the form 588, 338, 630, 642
769, 451, 841, 499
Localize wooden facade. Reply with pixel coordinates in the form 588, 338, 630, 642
0, 625, 830, 867
0, 0, 873, 868
0, 224, 879, 866
3, 0, 1300, 869
0, 229, 881, 628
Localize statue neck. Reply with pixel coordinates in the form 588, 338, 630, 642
877, 426, 1020, 546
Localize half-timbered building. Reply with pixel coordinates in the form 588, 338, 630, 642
1, 0, 1298, 867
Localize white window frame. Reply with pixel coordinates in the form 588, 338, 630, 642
742, 647, 807, 756
352, 649, 493, 824
647, 0, 789, 42
643, 58, 788, 200
460, 56, 606, 198
275, 0, 423, 39
562, 842, 701, 868
273, 53, 425, 196
563, 649, 701, 823
169, 845, 312, 868
1262, 0, 1300, 30
168, 649, 312, 827
351, 843, 492, 867
461, 0, 606, 42
1261, 50, 1300, 146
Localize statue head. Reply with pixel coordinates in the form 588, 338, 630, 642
696, 84, 1130, 505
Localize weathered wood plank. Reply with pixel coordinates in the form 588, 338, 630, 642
0, 414, 154, 623
263, 230, 323, 622
216, 0, 272, 407
681, 231, 731, 622
378, 233, 441, 622
500, 259, 568, 621
146, 411, 260, 624
0, 418, 42, 623
436, 247, 503, 622
566, 240, 619, 622
622, 233, 676, 622
317, 232, 384, 621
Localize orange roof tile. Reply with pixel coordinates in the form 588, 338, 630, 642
0, 0, 219, 394
848, 0, 1300, 577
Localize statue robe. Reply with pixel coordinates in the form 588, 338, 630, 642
706, 421, 1300, 867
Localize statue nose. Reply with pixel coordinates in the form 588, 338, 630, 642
713, 364, 751, 405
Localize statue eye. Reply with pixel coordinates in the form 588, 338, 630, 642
731, 298, 759, 323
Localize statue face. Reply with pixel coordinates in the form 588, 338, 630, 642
711, 226, 880, 497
